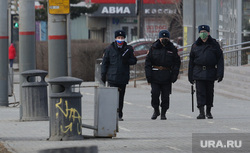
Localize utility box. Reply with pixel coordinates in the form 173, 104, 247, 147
95, 58, 104, 86
94, 87, 119, 137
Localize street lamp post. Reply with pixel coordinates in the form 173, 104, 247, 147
0, 0, 9, 106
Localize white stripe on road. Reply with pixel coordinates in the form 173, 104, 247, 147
167, 112, 193, 119
230, 127, 240, 131
166, 145, 183, 151
177, 114, 193, 118
125, 101, 152, 109
124, 101, 133, 105
223, 125, 241, 131
119, 126, 131, 132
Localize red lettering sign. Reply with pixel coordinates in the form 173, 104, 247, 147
144, 18, 168, 39
90, 0, 135, 4
143, 0, 179, 4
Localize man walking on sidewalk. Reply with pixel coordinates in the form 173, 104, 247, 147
101, 30, 137, 121
188, 25, 224, 119
145, 30, 181, 120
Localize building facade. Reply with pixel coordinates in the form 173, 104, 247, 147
183, 0, 250, 65
87, 0, 179, 43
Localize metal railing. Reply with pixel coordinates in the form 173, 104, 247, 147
131, 41, 250, 87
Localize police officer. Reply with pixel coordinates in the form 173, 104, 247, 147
101, 30, 137, 121
188, 25, 224, 119
145, 30, 181, 120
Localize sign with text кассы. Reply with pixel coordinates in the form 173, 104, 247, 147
49, 0, 70, 14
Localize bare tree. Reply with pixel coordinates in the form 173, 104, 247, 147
168, 0, 183, 45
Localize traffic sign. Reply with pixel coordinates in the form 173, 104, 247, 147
48, 0, 70, 14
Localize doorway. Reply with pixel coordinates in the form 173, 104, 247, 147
121, 25, 138, 42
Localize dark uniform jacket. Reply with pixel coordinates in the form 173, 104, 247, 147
101, 42, 137, 85
188, 36, 224, 82
145, 39, 181, 84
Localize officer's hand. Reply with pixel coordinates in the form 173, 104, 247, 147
101, 75, 106, 84
217, 77, 223, 83
122, 50, 130, 64
122, 55, 129, 64
122, 57, 129, 64
147, 77, 152, 84
171, 75, 178, 83
189, 79, 194, 84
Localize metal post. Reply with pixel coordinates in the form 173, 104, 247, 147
19, 0, 36, 117
193, 0, 196, 42
237, 0, 242, 66
0, 0, 9, 106
19, 0, 36, 74
137, 0, 144, 39
67, 14, 72, 76
211, 0, 218, 39
8, 1, 12, 46
133, 65, 136, 88
48, 14, 68, 80
8, 67, 14, 96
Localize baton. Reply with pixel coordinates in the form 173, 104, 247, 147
191, 84, 195, 112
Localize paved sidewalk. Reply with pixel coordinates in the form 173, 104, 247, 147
1, 76, 250, 153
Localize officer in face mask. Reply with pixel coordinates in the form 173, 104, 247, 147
188, 25, 224, 119
145, 30, 181, 120
101, 30, 137, 121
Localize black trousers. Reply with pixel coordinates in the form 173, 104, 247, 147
151, 83, 171, 110
195, 80, 214, 108
109, 83, 126, 118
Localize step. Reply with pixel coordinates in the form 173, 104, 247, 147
175, 73, 250, 101
215, 87, 250, 101
215, 81, 250, 97
225, 66, 250, 76
130, 66, 250, 100
224, 79, 250, 89
224, 70, 250, 82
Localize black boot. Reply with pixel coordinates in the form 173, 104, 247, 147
161, 108, 167, 120
151, 108, 160, 120
206, 107, 213, 119
197, 107, 205, 119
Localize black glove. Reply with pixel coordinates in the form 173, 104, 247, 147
147, 77, 152, 84
171, 75, 178, 83
122, 50, 130, 64
217, 77, 223, 83
101, 75, 106, 84
189, 78, 194, 84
